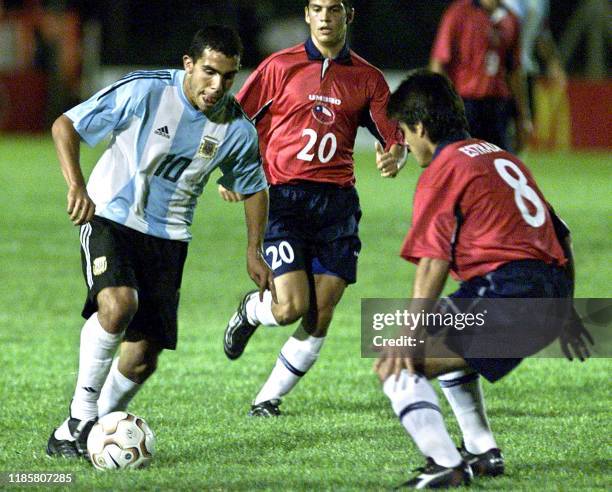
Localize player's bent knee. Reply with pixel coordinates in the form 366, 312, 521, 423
272, 299, 308, 325
417, 357, 470, 379
97, 288, 139, 333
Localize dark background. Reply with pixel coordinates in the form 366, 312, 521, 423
2, 0, 598, 73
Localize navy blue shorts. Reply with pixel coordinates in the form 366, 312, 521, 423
442, 260, 573, 382
264, 182, 362, 284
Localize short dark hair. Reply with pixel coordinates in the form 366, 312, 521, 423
187, 25, 243, 61
387, 69, 469, 143
304, 0, 353, 10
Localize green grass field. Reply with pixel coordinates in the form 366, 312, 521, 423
0, 135, 610, 490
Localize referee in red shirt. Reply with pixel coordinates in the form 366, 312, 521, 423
430, 0, 532, 152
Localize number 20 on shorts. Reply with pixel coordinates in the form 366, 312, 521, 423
266, 241, 295, 270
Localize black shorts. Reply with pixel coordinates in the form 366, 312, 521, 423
80, 216, 188, 350
264, 182, 362, 284
437, 260, 573, 382
463, 98, 513, 151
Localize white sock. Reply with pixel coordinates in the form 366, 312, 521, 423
69, 313, 123, 421
245, 290, 280, 326
438, 370, 497, 454
97, 358, 141, 417
254, 336, 325, 405
54, 419, 73, 441
384, 370, 462, 468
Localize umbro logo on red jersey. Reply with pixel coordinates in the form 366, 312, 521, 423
309, 94, 341, 106
154, 126, 170, 139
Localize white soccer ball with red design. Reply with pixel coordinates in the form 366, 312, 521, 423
87, 411, 155, 470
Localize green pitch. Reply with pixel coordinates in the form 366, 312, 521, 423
0, 135, 609, 490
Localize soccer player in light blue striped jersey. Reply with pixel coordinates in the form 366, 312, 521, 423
47, 25, 276, 460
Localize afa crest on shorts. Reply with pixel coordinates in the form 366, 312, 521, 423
198, 136, 220, 159
93, 256, 107, 276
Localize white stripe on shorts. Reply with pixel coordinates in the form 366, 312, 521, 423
80, 222, 93, 288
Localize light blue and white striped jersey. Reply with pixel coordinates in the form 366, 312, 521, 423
65, 69, 267, 241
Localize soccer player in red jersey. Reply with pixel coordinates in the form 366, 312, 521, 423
222, 0, 406, 417
374, 70, 591, 488
430, 0, 532, 152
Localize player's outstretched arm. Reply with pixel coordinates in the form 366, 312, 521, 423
51, 114, 95, 225
374, 258, 450, 381
243, 189, 277, 303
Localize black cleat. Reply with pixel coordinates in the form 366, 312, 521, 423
398, 458, 472, 489
248, 399, 282, 417
46, 418, 97, 460
459, 442, 504, 477
224, 290, 259, 360
46, 430, 80, 459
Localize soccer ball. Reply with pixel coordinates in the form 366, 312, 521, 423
87, 411, 155, 470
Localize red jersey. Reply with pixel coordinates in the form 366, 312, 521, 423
236, 38, 404, 187
431, 0, 521, 99
400, 137, 566, 281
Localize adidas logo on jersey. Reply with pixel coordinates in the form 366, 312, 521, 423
154, 125, 170, 138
